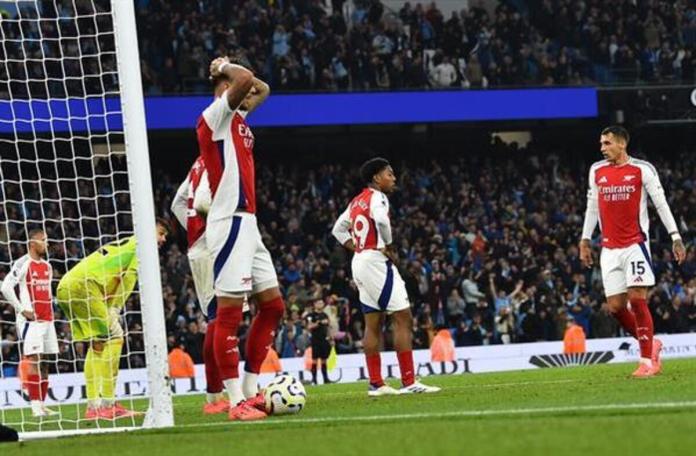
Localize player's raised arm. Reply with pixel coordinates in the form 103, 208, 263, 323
580, 165, 599, 267
209, 57, 254, 111
331, 206, 354, 251
641, 163, 686, 264
241, 77, 271, 114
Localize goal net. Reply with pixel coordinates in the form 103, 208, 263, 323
0, 0, 172, 439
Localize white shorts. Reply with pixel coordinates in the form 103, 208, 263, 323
188, 246, 216, 317
206, 213, 278, 296
20, 320, 59, 356
351, 251, 410, 314
600, 242, 655, 297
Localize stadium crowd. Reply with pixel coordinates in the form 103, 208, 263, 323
131, 0, 696, 93
1, 141, 696, 377
150, 143, 696, 363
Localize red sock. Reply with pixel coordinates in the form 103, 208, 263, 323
244, 296, 284, 374
41, 378, 49, 401
27, 374, 41, 401
214, 306, 243, 381
204, 319, 222, 393
365, 353, 384, 387
397, 350, 415, 387
612, 306, 638, 339
631, 298, 653, 359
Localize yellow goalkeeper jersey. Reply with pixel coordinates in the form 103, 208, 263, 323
63, 236, 139, 309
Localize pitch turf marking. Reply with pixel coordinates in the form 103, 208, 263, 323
315, 379, 580, 398
180, 400, 696, 429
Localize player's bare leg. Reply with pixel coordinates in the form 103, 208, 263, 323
364, 313, 398, 396
627, 286, 661, 376
392, 308, 440, 394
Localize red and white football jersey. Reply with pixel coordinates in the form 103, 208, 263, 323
2, 255, 53, 321
172, 156, 208, 251
333, 188, 392, 254
196, 92, 256, 221
584, 157, 677, 248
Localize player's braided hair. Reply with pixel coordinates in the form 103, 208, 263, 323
601, 125, 630, 144
360, 157, 391, 185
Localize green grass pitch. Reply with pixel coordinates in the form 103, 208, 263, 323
4, 358, 696, 456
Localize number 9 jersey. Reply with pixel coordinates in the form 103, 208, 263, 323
332, 188, 409, 314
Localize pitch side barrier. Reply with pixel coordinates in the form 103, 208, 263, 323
0, 87, 598, 133
2, 332, 694, 409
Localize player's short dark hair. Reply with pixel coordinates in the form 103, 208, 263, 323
27, 228, 45, 240
156, 217, 171, 234
601, 125, 630, 144
360, 157, 391, 185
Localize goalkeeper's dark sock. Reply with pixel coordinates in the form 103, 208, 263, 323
321, 363, 329, 384
311, 364, 318, 384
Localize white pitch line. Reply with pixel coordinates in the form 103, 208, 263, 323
179, 400, 696, 429
315, 379, 579, 398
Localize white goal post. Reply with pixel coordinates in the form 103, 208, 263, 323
0, 0, 173, 438
112, 0, 173, 430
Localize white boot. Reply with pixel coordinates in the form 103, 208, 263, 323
399, 381, 441, 394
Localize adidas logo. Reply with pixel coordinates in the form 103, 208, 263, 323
634, 276, 643, 283
598, 176, 608, 184
529, 351, 614, 368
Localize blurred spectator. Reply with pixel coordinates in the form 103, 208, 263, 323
430, 326, 455, 361
168, 336, 195, 379
563, 318, 587, 354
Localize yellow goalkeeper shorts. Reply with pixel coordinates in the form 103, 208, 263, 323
56, 278, 111, 342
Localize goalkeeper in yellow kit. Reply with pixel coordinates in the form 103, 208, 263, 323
57, 221, 168, 420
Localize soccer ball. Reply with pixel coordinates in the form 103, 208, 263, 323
263, 374, 306, 415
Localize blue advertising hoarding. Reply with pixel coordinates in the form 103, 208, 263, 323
0, 88, 597, 133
